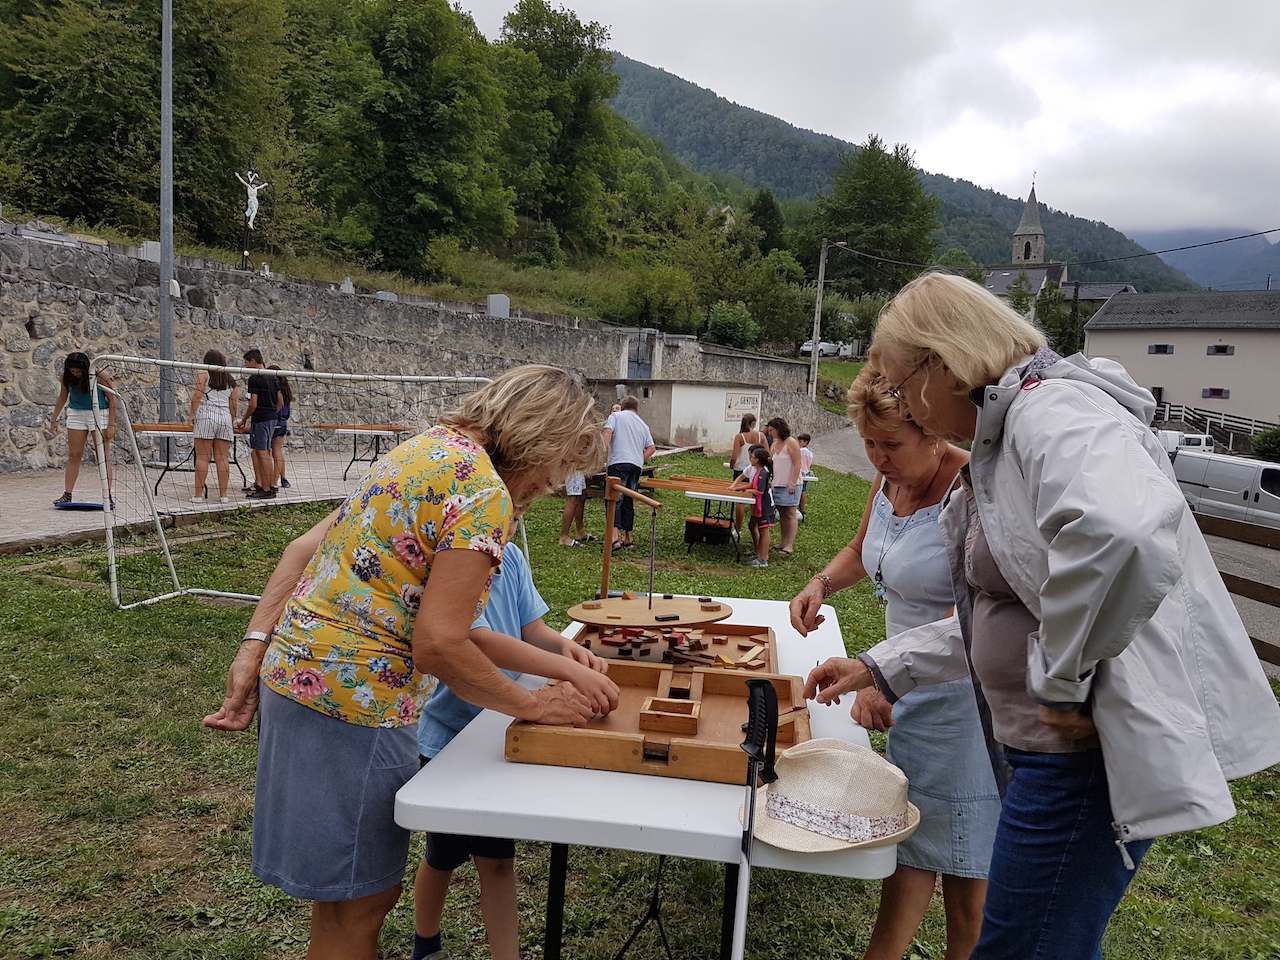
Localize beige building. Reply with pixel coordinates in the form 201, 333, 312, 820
1084, 291, 1280, 424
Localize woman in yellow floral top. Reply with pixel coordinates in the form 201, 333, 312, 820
204, 365, 612, 960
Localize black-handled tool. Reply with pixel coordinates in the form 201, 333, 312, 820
730, 678, 779, 960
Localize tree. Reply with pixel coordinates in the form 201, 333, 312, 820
1251, 425, 1280, 463
747, 187, 785, 254
937, 247, 987, 286
1006, 270, 1034, 316
705, 300, 757, 349
1035, 281, 1073, 352
500, 0, 620, 253
807, 135, 940, 295
361, 0, 514, 274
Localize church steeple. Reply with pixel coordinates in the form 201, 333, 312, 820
1012, 185, 1045, 265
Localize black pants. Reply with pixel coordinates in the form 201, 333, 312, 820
608, 462, 642, 532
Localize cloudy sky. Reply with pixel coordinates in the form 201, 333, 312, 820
462, 0, 1280, 240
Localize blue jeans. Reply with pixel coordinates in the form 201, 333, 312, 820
974, 748, 1153, 960
608, 462, 642, 533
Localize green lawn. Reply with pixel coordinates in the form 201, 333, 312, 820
816, 359, 865, 416
1, 453, 1278, 958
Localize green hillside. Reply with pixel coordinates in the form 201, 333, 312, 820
610, 54, 1198, 292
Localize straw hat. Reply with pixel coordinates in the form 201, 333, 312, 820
741, 738, 920, 852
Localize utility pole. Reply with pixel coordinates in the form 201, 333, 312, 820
809, 238, 828, 401
159, 0, 175, 425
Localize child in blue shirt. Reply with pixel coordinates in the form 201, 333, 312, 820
412, 541, 612, 960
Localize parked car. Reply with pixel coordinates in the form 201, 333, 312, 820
1172, 450, 1280, 529
1179, 433, 1215, 451
799, 339, 838, 357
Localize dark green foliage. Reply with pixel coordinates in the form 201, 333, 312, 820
500, 0, 620, 254
807, 136, 941, 296
1251, 425, 1280, 463
361, 0, 513, 275
1006, 270, 1034, 315
747, 186, 785, 253
704, 299, 757, 348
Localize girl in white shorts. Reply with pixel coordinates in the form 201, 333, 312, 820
50, 351, 116, 506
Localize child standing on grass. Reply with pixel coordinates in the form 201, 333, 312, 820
797, 433, 814, 520
557, 471, 594, 546
731, 445, 775, 567
412, 539, 612, 960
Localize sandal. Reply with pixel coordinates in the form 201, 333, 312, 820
580, 534, 599, 542
622, 542, 635, 550
611, 540, 625, 551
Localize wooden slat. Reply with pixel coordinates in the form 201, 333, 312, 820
1194, 513, 1280, 550
1251, 638, 1280, 667
1221, 573, 1280, 608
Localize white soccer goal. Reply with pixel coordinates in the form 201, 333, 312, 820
89, 355, 489, 610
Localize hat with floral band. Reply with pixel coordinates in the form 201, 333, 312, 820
740, 738, 919, 852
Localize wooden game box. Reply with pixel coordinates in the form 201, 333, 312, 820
567, 620, 779, 672
504, 660, 810, 784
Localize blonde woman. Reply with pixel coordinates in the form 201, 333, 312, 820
806, 272, 1280, 960
204, 365, 617, 960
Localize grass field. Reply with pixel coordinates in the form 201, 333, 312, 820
2, 452, 1278, 958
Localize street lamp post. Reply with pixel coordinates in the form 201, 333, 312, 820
808, 239, 849, 401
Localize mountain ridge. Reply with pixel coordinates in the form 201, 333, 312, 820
609, 52, 1199, 292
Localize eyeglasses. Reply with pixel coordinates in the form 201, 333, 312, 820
887, 360, 929, 403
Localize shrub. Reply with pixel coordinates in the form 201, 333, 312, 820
1251, 424, 1280, 463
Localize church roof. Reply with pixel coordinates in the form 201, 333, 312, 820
1014, 187, 1044, 237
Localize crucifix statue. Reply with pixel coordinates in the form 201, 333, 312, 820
234, 168, 270, 229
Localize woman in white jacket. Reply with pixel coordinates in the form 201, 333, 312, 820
806, 271, 1280, 960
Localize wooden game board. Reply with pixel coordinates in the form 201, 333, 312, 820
504, 660, 810, 785
568, 620, 779, 672
566, 594, 733, 628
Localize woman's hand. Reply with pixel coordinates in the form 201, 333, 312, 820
789, 579, 827, 636
850, 686, 895, 731
532, 682, 594, 726
1037, 705, 1097, 740
804, 656, 872, 706
202, 643, 264, 731
103, 423, 115, 442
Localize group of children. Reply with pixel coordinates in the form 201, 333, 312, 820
730, 431, 814, 569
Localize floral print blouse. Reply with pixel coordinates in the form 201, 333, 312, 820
261, 426, 510, 726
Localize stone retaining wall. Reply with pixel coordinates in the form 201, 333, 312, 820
1, 230, 821, 471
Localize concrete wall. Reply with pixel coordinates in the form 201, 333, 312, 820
1085, 328, 1280, 424
1, 231, 816, 471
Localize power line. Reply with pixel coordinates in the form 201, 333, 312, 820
828, 226, 1280, 273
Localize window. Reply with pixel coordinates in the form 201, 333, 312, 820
1262, 469, 1280, 499
1023, 241, 1032, 260
1206, 344, 1235, 355
642, 387, 651, 399
1201, 388, 1230, 399
1148, 344, 1174, 355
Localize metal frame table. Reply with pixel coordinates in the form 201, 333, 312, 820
395, 596, 894, 960
683, 489, 754, 560
130, 423, 246, 495
311, 424, 413, 480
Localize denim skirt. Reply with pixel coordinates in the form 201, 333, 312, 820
252, 683, 419, 901
771, 486, 801, 508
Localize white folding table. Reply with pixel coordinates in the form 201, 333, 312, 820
395, 596, 894, 959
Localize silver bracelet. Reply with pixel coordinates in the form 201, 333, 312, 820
242, 631, 271, 644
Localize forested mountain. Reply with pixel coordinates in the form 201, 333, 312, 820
1128, 229, 1280, 290
610, 54, 1198, 292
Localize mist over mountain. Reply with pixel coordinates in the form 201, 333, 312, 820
1127, 229, 1280, 291
610, 53, 1199, 292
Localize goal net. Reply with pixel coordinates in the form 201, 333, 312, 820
90, 355, 489, 610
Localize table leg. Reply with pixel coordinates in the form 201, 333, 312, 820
545, 842, 568, 960
342, 432, 359, 482
721, 862, 739, 960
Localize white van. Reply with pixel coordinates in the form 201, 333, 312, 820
1172, 450, 1280, 529
1179, 434, 1215, 451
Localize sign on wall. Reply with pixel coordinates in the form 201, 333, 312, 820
724, 392, 762, 422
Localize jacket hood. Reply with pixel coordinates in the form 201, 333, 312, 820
1009, 348, 1156, 425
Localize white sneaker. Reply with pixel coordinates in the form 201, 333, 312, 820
219, 496, 231, 503
796, 510, 804, 521
191, 497, 206, 503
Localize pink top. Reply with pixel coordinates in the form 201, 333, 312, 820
771, 444, 796, 488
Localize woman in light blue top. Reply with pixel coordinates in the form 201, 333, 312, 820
790, 367, 1000, 960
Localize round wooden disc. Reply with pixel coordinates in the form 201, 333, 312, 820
566, 595, 733, 628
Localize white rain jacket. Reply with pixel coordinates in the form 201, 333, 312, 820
865, 352, 1280, 845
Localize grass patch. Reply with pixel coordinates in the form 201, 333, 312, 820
816, 360, 865, 416
1, 452, 1277, 958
